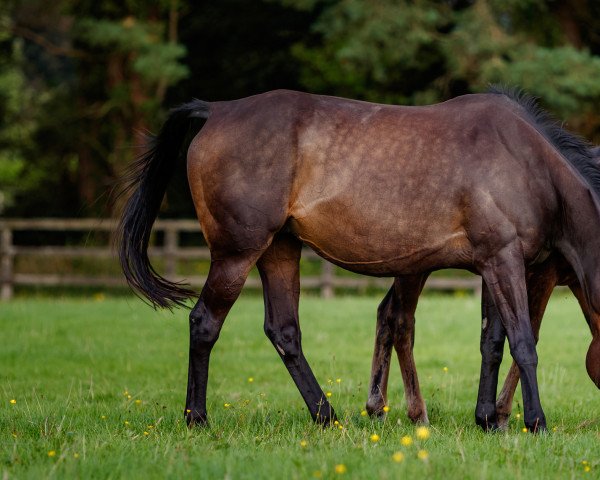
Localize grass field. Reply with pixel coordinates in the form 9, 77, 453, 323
2, 293, 599, 479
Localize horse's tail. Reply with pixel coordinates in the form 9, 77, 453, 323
116, 99, 210, 309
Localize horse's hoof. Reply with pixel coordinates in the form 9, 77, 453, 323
496, 412, 510, 431
409, 410, 429, 425
314, 407, 337, 427
475, 405, 500, 432
365, 397, 386, 418
525, 418, 547, 434
185, 408, 208, 427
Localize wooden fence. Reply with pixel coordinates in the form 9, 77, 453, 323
0, 218, 481, 300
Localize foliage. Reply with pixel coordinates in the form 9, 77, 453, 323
2, 0, 600, 218
2, 295, 600, 478
290, 0, 600, 127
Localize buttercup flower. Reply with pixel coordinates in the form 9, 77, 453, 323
392, 451, 404, 463
300, 440, 308, 448
416, 426, 430, 440
360, 410, 368, 417
417, 449, 429, 461
48, 450, 56, 457
9, 399, 16, 405
334, 464, 347, 474
383, 406, 390, 413
400, 435, 413, 446
370, 433, 380, 443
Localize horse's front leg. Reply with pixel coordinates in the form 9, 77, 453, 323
366, 274, 429, 423
496, 267, 555, 429
257, 233, 336, 425
479, 244, 546, 432
475, 282, 506, 431
185, 252, 263, 426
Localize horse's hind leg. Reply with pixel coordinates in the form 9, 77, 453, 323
185, 252, 264, 426
257, 233, 336, 425
366, 287, 395, 417
366, 275, 429, 423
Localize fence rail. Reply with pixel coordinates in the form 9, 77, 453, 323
0, 218, 481, 300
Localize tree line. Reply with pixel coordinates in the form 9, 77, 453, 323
1, 0, 599, 219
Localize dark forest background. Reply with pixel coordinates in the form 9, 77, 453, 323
2, 0, 600, 219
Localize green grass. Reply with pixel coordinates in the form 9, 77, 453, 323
1, 293, 598, 479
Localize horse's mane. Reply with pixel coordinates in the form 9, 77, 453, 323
487, 85, 600, 201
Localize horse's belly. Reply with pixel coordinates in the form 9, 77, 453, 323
288, 203, 471, 276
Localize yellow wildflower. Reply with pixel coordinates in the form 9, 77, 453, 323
248, 377, 254, 383
224, 403, 231, 408
186, 409, 191, 413
515, 413, 521, 419
383, 406, 390, 413
326, 392, 332, 398
127, 394, 132, 400
101, 415, 106, 420
74, 453, 80, 459
443, 366, 448, 373
135, 399, 142, 405
400, 435, 413, 446
48, 450, 56, 457
370, 433, 380, 443
360, 410, 368, 417
417, 449, 429, 461
336, 378, 341, 384
416, 426, 430, 440
143, 431, 149, 436
522, 427, 528, 433
300, 440, 308, 448
334, 464, 347, 474
392, 451, 404, 463
9, 399, 16, 405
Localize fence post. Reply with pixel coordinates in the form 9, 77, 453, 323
1, 227, 14, 300
164, 226, 178, 279
321, 260, 334, 299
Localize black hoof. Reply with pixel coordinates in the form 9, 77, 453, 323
475, 404, 499, 432
525, 417, 547, 433
365, 401, 386, 418
185, 408, 208, 427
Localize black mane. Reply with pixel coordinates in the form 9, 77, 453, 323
487, 85, 600, 201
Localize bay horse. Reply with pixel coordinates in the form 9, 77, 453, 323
117, 87, 600, 432
366, 144, 600, 431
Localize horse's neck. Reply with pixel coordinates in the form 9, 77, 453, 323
551, 161, 600, 313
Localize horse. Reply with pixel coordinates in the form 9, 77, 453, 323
366, 144, 600, 431
117, 86, 600, 433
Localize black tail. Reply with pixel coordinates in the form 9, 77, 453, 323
117, 99, 210, 309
